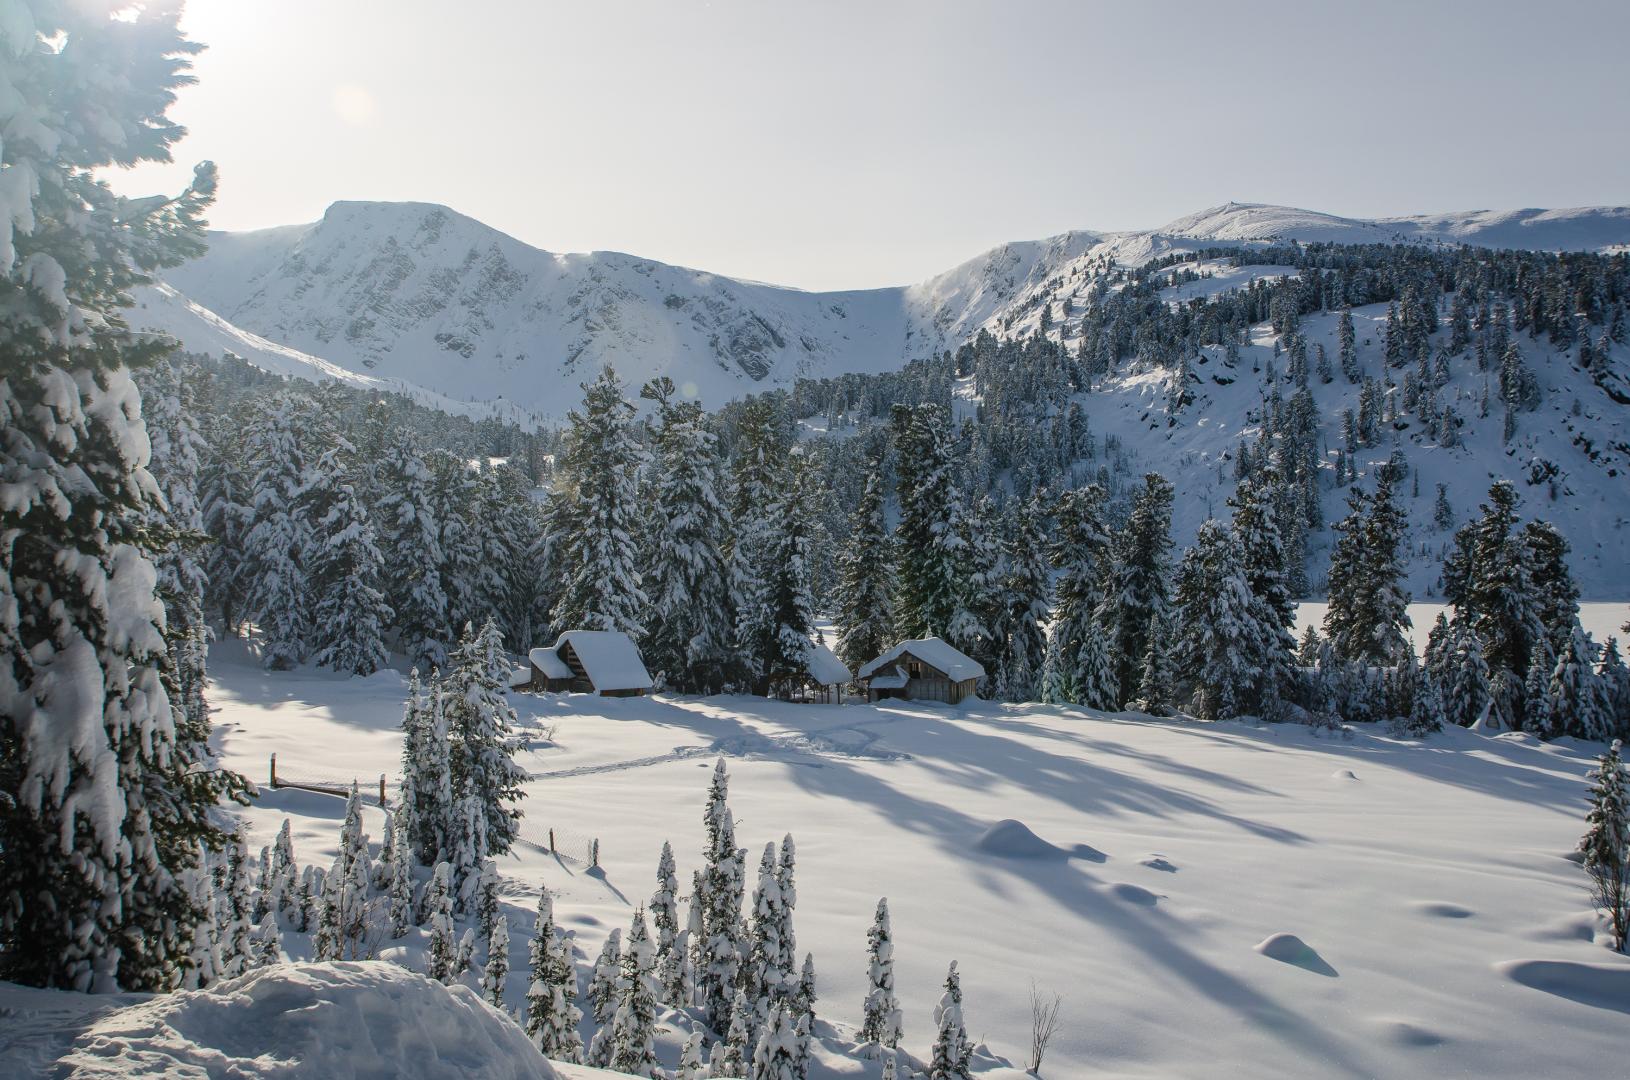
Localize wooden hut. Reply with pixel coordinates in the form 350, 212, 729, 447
527, 630, 653, 697
858, 637, 984, 704
764, 642, 854, 703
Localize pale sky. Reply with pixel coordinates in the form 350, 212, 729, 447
115, 0, 1630, 291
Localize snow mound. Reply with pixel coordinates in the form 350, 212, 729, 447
1411, 901, 1475, 919
1369, 1017, 1447, 1048
973, 819, 1100, 860
1497, 959, 1630, 1015
1107, 882, 1161, 906
1254, 933, 1338, 976
1330, 768, 1359, 781
1139, 854, 1178, 873
54, 962, 559, 1079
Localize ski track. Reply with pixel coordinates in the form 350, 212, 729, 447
524, 714, 911, 779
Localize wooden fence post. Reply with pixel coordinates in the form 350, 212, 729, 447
591, 838, 599, 868
269, 753, 277, 789
379, 773, 387, 806
548, 829, 556, 855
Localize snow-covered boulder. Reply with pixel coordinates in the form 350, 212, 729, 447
54, 961, 559, 1079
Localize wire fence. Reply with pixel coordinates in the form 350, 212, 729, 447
266, 754, 599, 867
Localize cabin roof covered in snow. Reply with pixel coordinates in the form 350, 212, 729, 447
858, 637, 985, 682
551, 630, 652, 691
806, 643, 852, 686
527, 647, 573, 681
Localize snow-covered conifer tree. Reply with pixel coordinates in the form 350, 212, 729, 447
373, 435, 451, 670
676, 1025, 707, 1080
890, 404, 968, 640
700, 760, 746, 1034
549, 366, 648, 638
750, 1001, 803, 1080
442, 620, 528, 855
859, 899, 902, 1048
307, 445, 392, 675
1174, 521, 1274, 721
524, 888, 583, 1061
1580, 741, 1629, 952
0, 13, 239, 983
1045, 486, 1114, 706
240, 391, 319, 669
1105, 474, 1174, 708
640, 379, 736, 693
484, 918, 510, 1010
993, 496, 1052, 702
1551, 623, 1611, 741
609, 909, 661, 1078
833, 464, 896, 673
216, 832, 255, 978
585, 928, 623, 1068
652, 841, 681, 998
929, 962, 973, 1080
1324, 474, 1411, 666
388, 814, 416, 938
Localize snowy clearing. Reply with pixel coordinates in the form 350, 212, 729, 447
150, 643, 1630, 1077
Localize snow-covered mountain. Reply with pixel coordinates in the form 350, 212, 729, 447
142, 200, 1630, 418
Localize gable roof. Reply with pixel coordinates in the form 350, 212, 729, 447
551, 630, 653, 692
858, 637, 985, 682
806, 643, 852, 686
527, 647, 573, 681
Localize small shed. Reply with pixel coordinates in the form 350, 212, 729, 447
764, 642, 854, 703
858, 637, 984, 704
527, 630, 653, 697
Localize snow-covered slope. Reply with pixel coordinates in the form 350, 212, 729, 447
148, 200, 1630, 419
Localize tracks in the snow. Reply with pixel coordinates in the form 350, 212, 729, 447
525, 716, 910, 780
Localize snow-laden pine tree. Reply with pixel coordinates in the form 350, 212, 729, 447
387, 813, 415, 938
307, 444, 392, 675
992, 495, 1052, 703
0, 1, 235, 991
700, 759, 746, 1034
890, 404, 969, 641
1443, 482, 1548, 727
1442, 620, 1491, 727
640, 379, 736, 693
200, 412, 255, 635
372, 435, 451, 671
729, 397, 788, 691
1045, 486, 1115, 707
834, 464, 896, 674
1174, 521, 1276, 721
316, 787, 373, 961
474, 461, 542, 649
1599, 638, 1630, 740
267, 819, 304, 930
549, 366, 648, 638
1105, 474, 1175, 708
484, 917, 510, 1010
793, 952, 817, 1028
476, 860, 501, 945
1579, 741, 1629, 952
750, 1001, 804, 1080
929, 961, 973, 1080
740, 450, 820, 692
240, 391, 320, 669
722, 985, 754, 1075
441, 619, 528, 855
140, 360, 212, 757
675, 1025, 707, 1080
1324, 473, 1411, 667
399, 672, 455, 866
425, 448, 486, 640
1551, 623, 1611, 741
584, 928, 623, 1068
525, 888, 584, 1062
652, 841, 681, 1000
742, 843, 789, 1042
776, 835, 799, 988
216, 832, 255, 979
1228, 470, 1297, 704
859, 898, 902, 1048
609, 909, 661, 1078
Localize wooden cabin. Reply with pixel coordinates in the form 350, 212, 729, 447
527, 630, 653, 697
858, 637, 984, 704
763, 642, 854, 703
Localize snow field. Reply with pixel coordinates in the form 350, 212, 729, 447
202, 643, 1630, 1079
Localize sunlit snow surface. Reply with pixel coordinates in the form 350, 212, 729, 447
7, 635, 1623, 1079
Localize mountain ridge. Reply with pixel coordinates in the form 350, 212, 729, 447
144, 199, 1630, 418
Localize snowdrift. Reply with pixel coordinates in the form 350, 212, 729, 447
53, 962, 559, 1080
